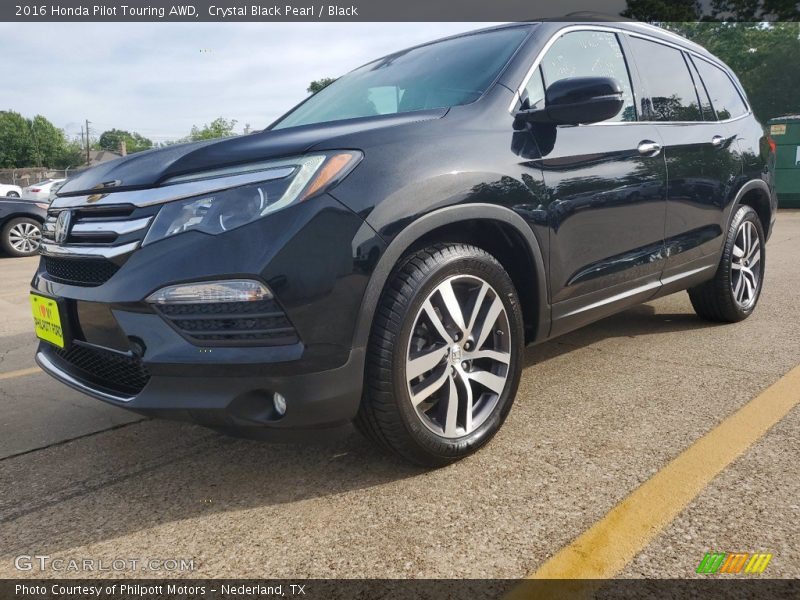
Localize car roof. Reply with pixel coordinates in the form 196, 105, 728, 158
517, 18, 735, 84
347, 22, 537, 72
400, 19, 725, 73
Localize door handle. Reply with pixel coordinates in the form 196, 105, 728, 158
711, 135, 725, 148
638, 140, 661, 156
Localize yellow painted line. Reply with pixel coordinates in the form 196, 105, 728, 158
0, 366, 40, 381
507, 363, 800, 599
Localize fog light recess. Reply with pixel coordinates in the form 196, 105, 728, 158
273, 392, 287, 417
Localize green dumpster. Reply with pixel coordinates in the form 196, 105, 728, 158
768, 115, 800, 208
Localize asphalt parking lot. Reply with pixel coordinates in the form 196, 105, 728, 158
1, 211, 799, 581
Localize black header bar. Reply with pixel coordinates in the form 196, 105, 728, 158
3, 0, 799, 22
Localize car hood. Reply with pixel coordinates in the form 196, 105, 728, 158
58, 110, 447, 197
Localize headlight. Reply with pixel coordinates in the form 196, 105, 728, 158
142, 151, 362, 246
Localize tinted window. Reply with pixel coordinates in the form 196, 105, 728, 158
273, 27, 530, 129
523, 66, 546, 110
367, 87, 399, 114
692, 57, 748, 120
539, 31, 636, 122
629, 38, 702, 122
687, 58, 715, 120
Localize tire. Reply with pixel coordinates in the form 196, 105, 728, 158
6, 191, 20, 198
356, 243, 524, 467
688, 205, 765, 323
1, 217, 43, 257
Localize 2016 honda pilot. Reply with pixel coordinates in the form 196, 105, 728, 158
32, 21, 776, 466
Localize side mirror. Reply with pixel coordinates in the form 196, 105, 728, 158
516, 76, 625, 126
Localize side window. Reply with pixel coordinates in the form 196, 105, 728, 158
691, 57, 749, 120
629, 37, 703, 122
522, 66, 546, 109
367, 86, 400, 114
538, 31, 637, 122
687, 56, 715, 120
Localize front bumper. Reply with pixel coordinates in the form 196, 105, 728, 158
32, 193, 385, 435
36, 343, 364, 437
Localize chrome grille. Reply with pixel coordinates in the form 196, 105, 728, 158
42, 204, 154, 258
40, 204, 156, 285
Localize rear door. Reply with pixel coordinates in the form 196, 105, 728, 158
626, 36, 743, 283
519, 28, 668, 335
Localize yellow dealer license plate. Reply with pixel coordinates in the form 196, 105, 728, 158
30, 293, 65, 348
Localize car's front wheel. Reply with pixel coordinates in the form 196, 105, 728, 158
357, 243, 524, 467
1, 217, 43, 257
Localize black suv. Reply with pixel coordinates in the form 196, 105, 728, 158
32, 22, 776, 466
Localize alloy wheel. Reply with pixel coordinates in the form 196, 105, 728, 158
731, 220, 761, 309
405, 275, 511, 438
8, 222, 42, 254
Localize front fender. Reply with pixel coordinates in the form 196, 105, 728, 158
349, 203, 551, 357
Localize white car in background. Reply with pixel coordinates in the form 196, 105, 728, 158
0, 183, 23, 198
22, 178, 65, 201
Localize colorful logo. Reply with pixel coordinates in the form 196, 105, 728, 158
696, 552, 773, 574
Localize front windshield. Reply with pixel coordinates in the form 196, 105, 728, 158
272, 26, 531, 130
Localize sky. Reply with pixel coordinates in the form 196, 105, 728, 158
0, 23, 505, 143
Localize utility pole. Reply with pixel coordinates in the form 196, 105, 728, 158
85, 119, 91, 165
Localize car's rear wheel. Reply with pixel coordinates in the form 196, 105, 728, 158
688, 205, 765, 322
2, 217, 43, 257
6, 191, 20, 198
357, 243, 524, 467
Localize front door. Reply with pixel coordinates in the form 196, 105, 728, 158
518, 29, 668, 336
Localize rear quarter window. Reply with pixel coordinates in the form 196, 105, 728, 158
686, 57, 716, 121
691, 57, 749, 120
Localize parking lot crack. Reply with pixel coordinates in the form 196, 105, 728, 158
0, 420, 145, 463
0, 429, 231, 523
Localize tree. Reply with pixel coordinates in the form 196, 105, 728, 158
663, 22, 800, 123
98, 129, 153, 154
30, 115, 68, 167
0, 111, 80, 168
189, 117, 238, 141
622, 0, 701, 21
621, 3, 800, 123
623, 0, 800, 20
0, 111, 36, 168
709, 0, 800, 21
59, 139, 85, 169
307, 77, 337, 94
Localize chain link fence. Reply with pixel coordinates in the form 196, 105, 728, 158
0, 168, 73, 187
